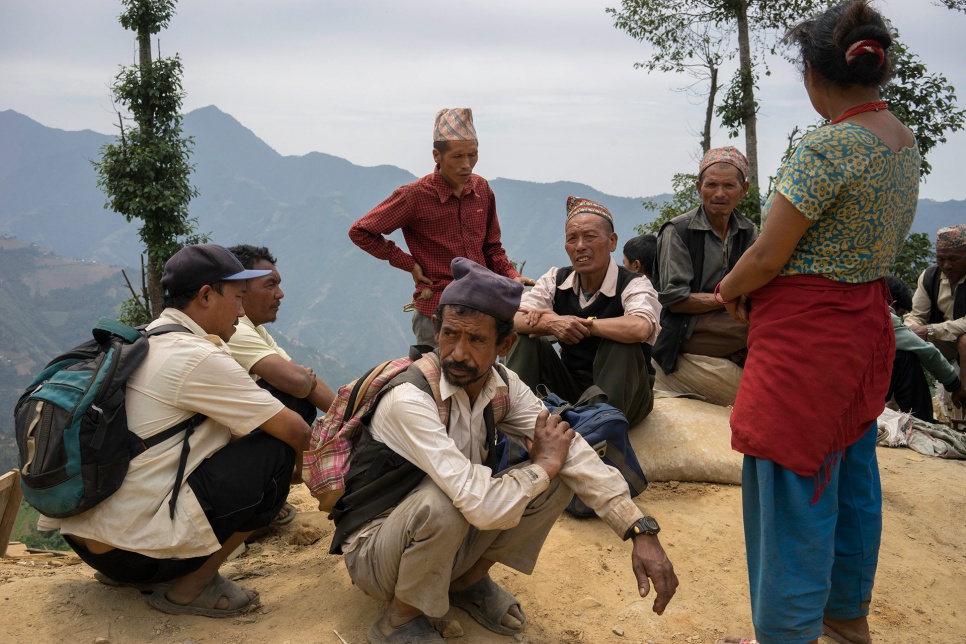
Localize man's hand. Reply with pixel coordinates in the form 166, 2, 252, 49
544, 315, 593, 345
526, 410, 575, 479
513, 275, 536, 286
630, 533, 678, 615
724, 295, 750, 325
411, 262, 433, 289
909, 324, 930, 340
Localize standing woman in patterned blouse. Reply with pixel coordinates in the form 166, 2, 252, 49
714, 2, 919, 643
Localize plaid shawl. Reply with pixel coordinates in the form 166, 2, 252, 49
302, 352, 510, 505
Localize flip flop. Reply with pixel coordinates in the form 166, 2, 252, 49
271, 502, 297, 526
715, 639, 759, 644
449, 575, 525, 636
366, 615, 443, 644
148, 573, 260, 618
94, 571, 171, 593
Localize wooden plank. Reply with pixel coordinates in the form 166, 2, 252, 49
0, 470, 24, 558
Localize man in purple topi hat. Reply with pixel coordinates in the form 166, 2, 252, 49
329, 258, 677, 644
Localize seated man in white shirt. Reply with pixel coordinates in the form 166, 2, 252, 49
226, 244, 336, 423
330, 257, 677, 644
43, 244, 311, 618
505, 197, 661, 426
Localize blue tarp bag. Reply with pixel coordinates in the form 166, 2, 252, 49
497, 386, 648, 517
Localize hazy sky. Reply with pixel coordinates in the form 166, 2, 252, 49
2, 0, 964, 202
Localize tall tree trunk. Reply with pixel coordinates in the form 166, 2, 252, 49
703, 62, 719, 154
137, 27, 162, 316
735, 1, 759, 195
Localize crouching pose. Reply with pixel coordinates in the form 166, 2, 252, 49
329, 257, 677, 643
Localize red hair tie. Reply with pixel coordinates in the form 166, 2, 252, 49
845, 39, 885, 68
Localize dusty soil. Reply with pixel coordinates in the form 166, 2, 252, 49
1, 446, 963, 644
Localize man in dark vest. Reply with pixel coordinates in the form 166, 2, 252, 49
904, 224, 966, 421
506, 197, 660, 426
331, 258, 677, 644
652, 146, 758, 407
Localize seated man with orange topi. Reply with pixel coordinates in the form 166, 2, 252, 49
505, 197, 660, 426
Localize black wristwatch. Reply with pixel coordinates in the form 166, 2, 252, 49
624, 515, 660, 540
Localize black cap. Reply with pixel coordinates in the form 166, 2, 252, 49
439, 257, 523, 322
161, 244, 271, 295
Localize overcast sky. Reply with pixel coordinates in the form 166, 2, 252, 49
2, 0, 964, 203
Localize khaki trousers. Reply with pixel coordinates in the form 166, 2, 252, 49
344, 477, 573, 617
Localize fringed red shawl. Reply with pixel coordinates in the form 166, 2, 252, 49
730, 275, 894, 493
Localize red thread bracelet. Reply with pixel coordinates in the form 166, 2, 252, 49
713, 282, 737, 305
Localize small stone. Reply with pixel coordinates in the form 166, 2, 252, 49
94, 638, 111, 644
435, 619, 463, 638
612, 626, 625, 636
259, 604, 274, 615
289, 525, 325, 546
513, 634, 525, 642
573, 610, 582, 616
576, 596, 601, 609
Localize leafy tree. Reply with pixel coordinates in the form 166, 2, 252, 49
890, 232, 935, 292
607, 0, 835, 195
939, 0, 966, 13
885, 38, 966, 177
93, 0, 204, 320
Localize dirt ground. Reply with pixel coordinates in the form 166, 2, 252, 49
1, 445, 963, 644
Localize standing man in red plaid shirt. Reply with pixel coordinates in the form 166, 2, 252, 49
349, 107, 534, 347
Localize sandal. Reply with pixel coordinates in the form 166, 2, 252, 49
449, 575, 525, 636
94, 571, 171, 593
366, 615, 443, 644
148, 573, 260, 618
715, 639, 759, 644
272, 502, 297, 526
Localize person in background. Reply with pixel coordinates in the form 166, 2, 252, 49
885, 276, 966, 422
348, 108, 533, 348
903, 225, 966, 422
622, 233, 658, 281
715, 2, 919, 642
651, 147, 758, 408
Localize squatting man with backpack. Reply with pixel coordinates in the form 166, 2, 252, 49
328, 257, 677, 644
37, 244, 311, 617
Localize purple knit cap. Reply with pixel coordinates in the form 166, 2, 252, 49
439, 258, 522, 322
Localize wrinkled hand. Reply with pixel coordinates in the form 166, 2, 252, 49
631, 533, 678, 615
952, 384, 966, 409
724, 295, 750, 325
513, 275, 536, 286
520, 307, 553, 328
909, 325, 930, 340
410, 262, 432, 289
526, 410, 575, 479
545, 315, 593, 345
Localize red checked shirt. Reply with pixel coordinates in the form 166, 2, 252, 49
349, 168, 521, 316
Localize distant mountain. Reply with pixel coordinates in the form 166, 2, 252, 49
1, 106, 963, 375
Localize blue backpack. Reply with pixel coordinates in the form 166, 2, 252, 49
497, 386, 648, 517
14, 318, 202, 518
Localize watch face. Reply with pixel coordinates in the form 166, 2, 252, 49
642, 516, 660, 532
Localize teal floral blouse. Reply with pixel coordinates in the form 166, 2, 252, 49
763, 122, 921, 283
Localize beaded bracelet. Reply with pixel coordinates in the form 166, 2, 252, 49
713, 282, 737, 305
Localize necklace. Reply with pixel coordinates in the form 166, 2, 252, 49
830, 101, 888, 124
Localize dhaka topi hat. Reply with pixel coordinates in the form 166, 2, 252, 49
434, 108, 478, 142
936, 225, 966, 252
439, 257, 522, 323
566, 196, 614, 227
699, 146, 750, 181
161, 244, 271, 295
